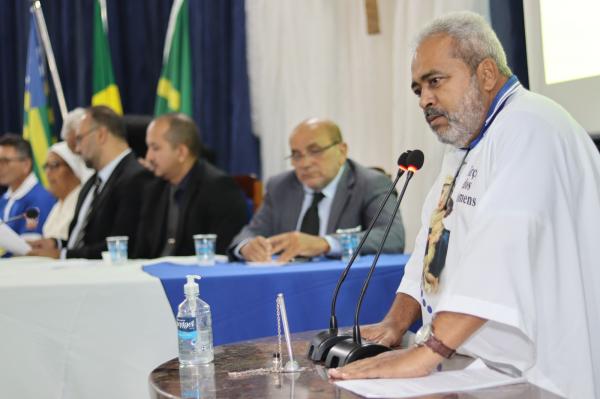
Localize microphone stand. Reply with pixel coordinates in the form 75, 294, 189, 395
307, 156, 409, 362
0, 208, 40, 227
324, 171, 415, 368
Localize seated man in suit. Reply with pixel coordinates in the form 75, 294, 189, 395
29, 105, 152, 259
230, 118, 405, 263
0, 134, 55, 236
134, 113, 247, 258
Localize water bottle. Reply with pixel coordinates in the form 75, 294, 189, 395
177, 275, 214, 365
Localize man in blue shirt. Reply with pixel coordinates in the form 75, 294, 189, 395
0, 134, 55, 237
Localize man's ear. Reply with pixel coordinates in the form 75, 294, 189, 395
177, 144, 190, 162
96, 126, 109, 144
477, 58, 500, 92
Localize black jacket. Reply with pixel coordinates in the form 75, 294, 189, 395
134, 159, 248, 258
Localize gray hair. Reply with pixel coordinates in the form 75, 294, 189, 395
60, 107, 86, 140
414, 11, 512, 77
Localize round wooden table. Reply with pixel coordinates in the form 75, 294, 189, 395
148, 331, 562, 398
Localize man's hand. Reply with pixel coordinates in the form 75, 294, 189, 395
27, 238, 60, 259
328, 346, 440, 380
240, 236, 273, 262
28, 238, 57, 250
267, 231, 330, 263
360, 320, 406, 348
138, 157, 154, 172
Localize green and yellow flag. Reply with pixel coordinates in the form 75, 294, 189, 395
23, 13, 52, 187
155, 0, 192, 116
92, 0, 122, 114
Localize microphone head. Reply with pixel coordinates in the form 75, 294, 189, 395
397, 151, 411, 171
407, 150, 425, 172
24, 207, 40, 219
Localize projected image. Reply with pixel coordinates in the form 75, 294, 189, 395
540, 0, 600, 84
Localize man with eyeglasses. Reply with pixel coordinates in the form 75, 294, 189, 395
229, 117, 405, 263
29, 105, 153, 259
0, 134, 55, 240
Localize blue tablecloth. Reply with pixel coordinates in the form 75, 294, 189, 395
143, 254, 410, 345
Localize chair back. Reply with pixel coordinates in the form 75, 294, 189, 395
233, 175, 263, 213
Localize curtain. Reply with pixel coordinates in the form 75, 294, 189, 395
246, 0, 489, 252
0, 0, 259, 176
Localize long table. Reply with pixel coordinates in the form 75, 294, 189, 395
0, 257, 177, 399
143, 254, 410, 345
0, 254, 408, 399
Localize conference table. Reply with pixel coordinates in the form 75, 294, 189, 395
0, 254, 407, 399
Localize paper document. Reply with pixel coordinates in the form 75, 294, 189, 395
335, 359, 526, 398
0, 224, 32, 255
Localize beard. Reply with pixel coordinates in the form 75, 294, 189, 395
424, 75, 487, 148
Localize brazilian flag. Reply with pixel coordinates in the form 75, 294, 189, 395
22, 13, 52, 187
155, 0, 192, 116
92, 0, 123, 114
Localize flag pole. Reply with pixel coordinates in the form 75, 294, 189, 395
31, 0, 68, 120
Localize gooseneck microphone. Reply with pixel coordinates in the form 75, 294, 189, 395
307, 151, 412, 362
324, 150, 425, 368
0, 207, 40, 227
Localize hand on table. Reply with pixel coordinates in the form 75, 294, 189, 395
267, 232, 329, 263
327, 345, 441, 380
240, 236, 273, 262
360, 320, 406, 348
27, 238, 60, 259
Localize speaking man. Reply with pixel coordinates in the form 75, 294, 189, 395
230, 118, 405, 263
328, 12, 600, 399
30, 105, 152, 259
134, 113, 247, 258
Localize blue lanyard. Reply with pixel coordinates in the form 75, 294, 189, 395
465, 75, 520, 150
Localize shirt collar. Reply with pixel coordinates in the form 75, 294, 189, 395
465, 75, 521, 150
4, 173, 38, 200
97, 149, 131, 185
303, 163, 346, 198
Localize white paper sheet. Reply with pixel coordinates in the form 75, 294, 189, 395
0, 224, 32, 255
335, 359, 526, 398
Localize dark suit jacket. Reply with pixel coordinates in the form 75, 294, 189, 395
133, 159, 248, 258
229, 159, 405, 256
65, 152, 153, 259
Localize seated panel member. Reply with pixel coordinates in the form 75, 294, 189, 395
29, 106, 152, 259
133, 113, 247, 258
0, 134, 55, 236
42, 142, 87, 241
59, 107, 93, 181
327, 12, 600, 399
230, 118, 405, 263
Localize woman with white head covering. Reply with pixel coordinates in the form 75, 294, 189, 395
42, 142, 87, 240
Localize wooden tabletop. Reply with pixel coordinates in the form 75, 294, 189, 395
149, 331, 562, 399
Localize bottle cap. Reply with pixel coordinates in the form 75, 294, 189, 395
184, 275, 201, 297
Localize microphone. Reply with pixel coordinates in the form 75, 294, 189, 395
324, 149, 425, 368
0, 207, 40, 227
307, 151, 412, 362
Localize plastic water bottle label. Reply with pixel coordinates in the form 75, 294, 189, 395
177, 317, 197, 340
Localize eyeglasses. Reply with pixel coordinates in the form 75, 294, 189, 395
286, 141, 340, 163
43, 161, 66, 171
75, 125, 99, 145
0, 157, 25, 166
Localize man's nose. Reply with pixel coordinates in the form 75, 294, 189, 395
419, 87, 435, 110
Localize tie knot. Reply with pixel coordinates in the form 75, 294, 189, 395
93, 176, 103, 195
311, 192, 325, 206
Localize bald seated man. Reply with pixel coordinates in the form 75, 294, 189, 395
229, 118, 405, 263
